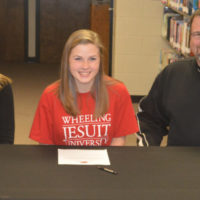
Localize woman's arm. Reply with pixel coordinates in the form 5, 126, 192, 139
110, 136, 126, 146
0, 84, 14, 144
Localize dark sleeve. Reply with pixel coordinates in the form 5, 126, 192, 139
136, 72, 169, 146
0, 84, 15, 144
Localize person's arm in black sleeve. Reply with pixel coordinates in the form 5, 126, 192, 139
136, 72, 169, 146
0, 84, 15, 144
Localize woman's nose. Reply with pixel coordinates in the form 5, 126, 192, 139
82, 60, 89, 68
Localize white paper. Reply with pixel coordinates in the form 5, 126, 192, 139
58, 149, 110, 165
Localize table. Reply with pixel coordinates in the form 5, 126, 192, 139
1, 145, 200, 199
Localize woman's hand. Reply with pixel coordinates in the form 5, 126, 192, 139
110, 136, 126, 146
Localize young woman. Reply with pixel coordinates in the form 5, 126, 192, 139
0, 74, 14, 144
29, 29, 138, 146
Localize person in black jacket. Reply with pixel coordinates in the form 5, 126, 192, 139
137, 9, 200, 146
0, 74, 14, 144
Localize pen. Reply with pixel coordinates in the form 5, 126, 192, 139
97, 166, 118, 175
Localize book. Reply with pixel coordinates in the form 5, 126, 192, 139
161, 1, 192, 62
188, 0, 199, 15
160, 49, 184, 70
183, 0, 188, 13
162, 7, 179, 39
192, 0, 199, 13
176, 20, 184, 51
181, 18, 190, 54
185, 26, 191, 54
179, 0, 184, 11
169, 15, 183, 47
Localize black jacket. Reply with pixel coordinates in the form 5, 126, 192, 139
137, 58, 200, 146
0, 84, 14, 144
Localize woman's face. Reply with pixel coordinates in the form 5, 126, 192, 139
69, 43, 100, 93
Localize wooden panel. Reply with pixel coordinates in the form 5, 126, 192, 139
40, 0, 91, 63
0, 0, 6, 61
90, 3, 110, 75
0, 0, 24, 62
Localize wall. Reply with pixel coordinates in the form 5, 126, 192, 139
39, 0, 91, 63
0, 0, 24, 62
112, 0, 167, 96
27, 0, 36, 58
90, 3, 111, 75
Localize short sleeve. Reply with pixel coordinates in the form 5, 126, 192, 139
112, 84, 139, 138
29, 90, 54, 144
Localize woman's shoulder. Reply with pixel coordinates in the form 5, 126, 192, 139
0, 74, 12, 91
105, 75, 125, 87
43, 81, 59, 93
0, 83, 12, 98
105, 76, 128, 94
41, 81, 60, 100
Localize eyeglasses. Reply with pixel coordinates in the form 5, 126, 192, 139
191, 32, 200, 39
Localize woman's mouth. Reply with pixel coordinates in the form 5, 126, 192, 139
78, 71, 91, 77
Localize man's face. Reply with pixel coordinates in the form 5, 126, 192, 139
190, 16, 200, 66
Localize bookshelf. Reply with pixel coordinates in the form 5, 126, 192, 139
160, 0, 199, 69
162, 0, 199, 15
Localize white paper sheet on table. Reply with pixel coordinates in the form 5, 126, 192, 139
58, 149, 110, 165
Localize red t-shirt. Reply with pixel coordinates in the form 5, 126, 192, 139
29, 82, 139, 146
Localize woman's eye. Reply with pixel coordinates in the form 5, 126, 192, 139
89, 57, 96, 61
74, 57, 81, 61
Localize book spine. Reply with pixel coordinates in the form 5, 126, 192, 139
192, 0, 198, 13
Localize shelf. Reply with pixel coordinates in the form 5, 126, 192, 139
161, 1, 192, 59
162, 37, 191, 58
161, 2, 191, 17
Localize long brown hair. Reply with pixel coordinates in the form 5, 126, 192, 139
59, 29, 113, 117
0, 74, 12, 91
